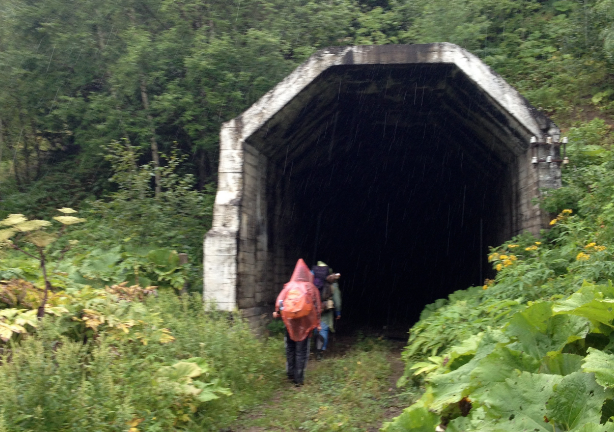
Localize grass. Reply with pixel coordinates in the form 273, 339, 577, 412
232, 334, 412, 432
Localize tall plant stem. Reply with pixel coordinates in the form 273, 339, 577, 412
37, 248, 51, 318
0, 118, 4, 179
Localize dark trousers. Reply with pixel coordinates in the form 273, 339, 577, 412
284, 330, 310, 385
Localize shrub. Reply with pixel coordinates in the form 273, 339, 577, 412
0, 293, 283, 431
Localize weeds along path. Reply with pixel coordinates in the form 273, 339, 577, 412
231, 331, 411, 432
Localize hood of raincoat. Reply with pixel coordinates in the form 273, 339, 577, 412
276, 259, 321, 342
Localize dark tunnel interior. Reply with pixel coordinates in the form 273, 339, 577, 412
249, 64, 520, 329
292, 131, 506, 329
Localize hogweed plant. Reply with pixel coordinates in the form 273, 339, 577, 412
0, 208, 85, 317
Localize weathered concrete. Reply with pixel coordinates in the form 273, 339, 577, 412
204, 43, 560, 317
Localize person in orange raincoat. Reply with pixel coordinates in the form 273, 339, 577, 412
273, 258, 322, 386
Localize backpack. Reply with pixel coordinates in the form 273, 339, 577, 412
320, 282, 332, 301
312, 265, 329, 290
312, 265, 334, 302
281, 282, 314, 319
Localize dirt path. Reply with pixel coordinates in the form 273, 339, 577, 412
230, 332, 410, 432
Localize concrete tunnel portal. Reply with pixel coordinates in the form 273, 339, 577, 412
204, 44, 561, 329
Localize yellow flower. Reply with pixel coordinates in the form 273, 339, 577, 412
488, 253, 499, 262
483, 285, 489, 290
508, 244, 519, 248
576, 252, 590, 261
525, 245, 538, 251
504, 259, 513, 267
535, 242, 541, 245
550, 219, 557, 225
499, 255, 509, 260
562, 209, 573, 214
595, 245, 607, 252
496, 264, 503, 271
585, 242, 596, 248
510, 255, 517, 261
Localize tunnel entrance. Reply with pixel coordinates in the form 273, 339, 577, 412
204, 44, 561, 329
275, 64, 515, 327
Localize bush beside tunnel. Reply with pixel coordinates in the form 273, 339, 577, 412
204, 43, 561, 328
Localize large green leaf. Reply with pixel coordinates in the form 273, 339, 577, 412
447, 413, 483, 432
574, 423, 614, 432
428, 331, 506, 411
157, 361, 202, 381
479, 371, 561, 429
554, 289, 614, 327
428, 365, 473, 412
381, 405, 440, 432
469, 346, 540, 393
184, 357, 210, 374
193, 380, 232, 402
508, 302, 553, 333
506, 303, 589, 358
546, 372, 606, 430
146, 248, 180, 271
194, 387, 220, 402
445, 333, 483, 369
541, 352, 583, 376
582, 348, 614, 388
79, 247, 122, 281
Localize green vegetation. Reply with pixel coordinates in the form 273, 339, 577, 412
4, 0, 614, 430
0, 292, 284, 431
0, 194, 280, 430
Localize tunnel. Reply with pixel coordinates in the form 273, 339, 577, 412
203, 44, 561, 329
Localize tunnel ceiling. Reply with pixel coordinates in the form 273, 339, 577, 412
248, 63, 521, 173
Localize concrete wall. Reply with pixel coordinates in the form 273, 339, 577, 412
205, 138, 299, 324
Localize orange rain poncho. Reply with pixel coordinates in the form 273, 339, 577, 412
275, 259, 322, 342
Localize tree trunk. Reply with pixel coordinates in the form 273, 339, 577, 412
12, 141, 23, 192
31, 119, 42, 180
17, 122, 30, 184
7, 119, 24, 191
197, 149, 206, 189
96, 21, 130, 141
23, 135, 30, 184
197, 148, 213, 189
127, 9, 161, 197
17, 111, 31, 184
0, 118, 4, 177
139, 78, 161, 197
